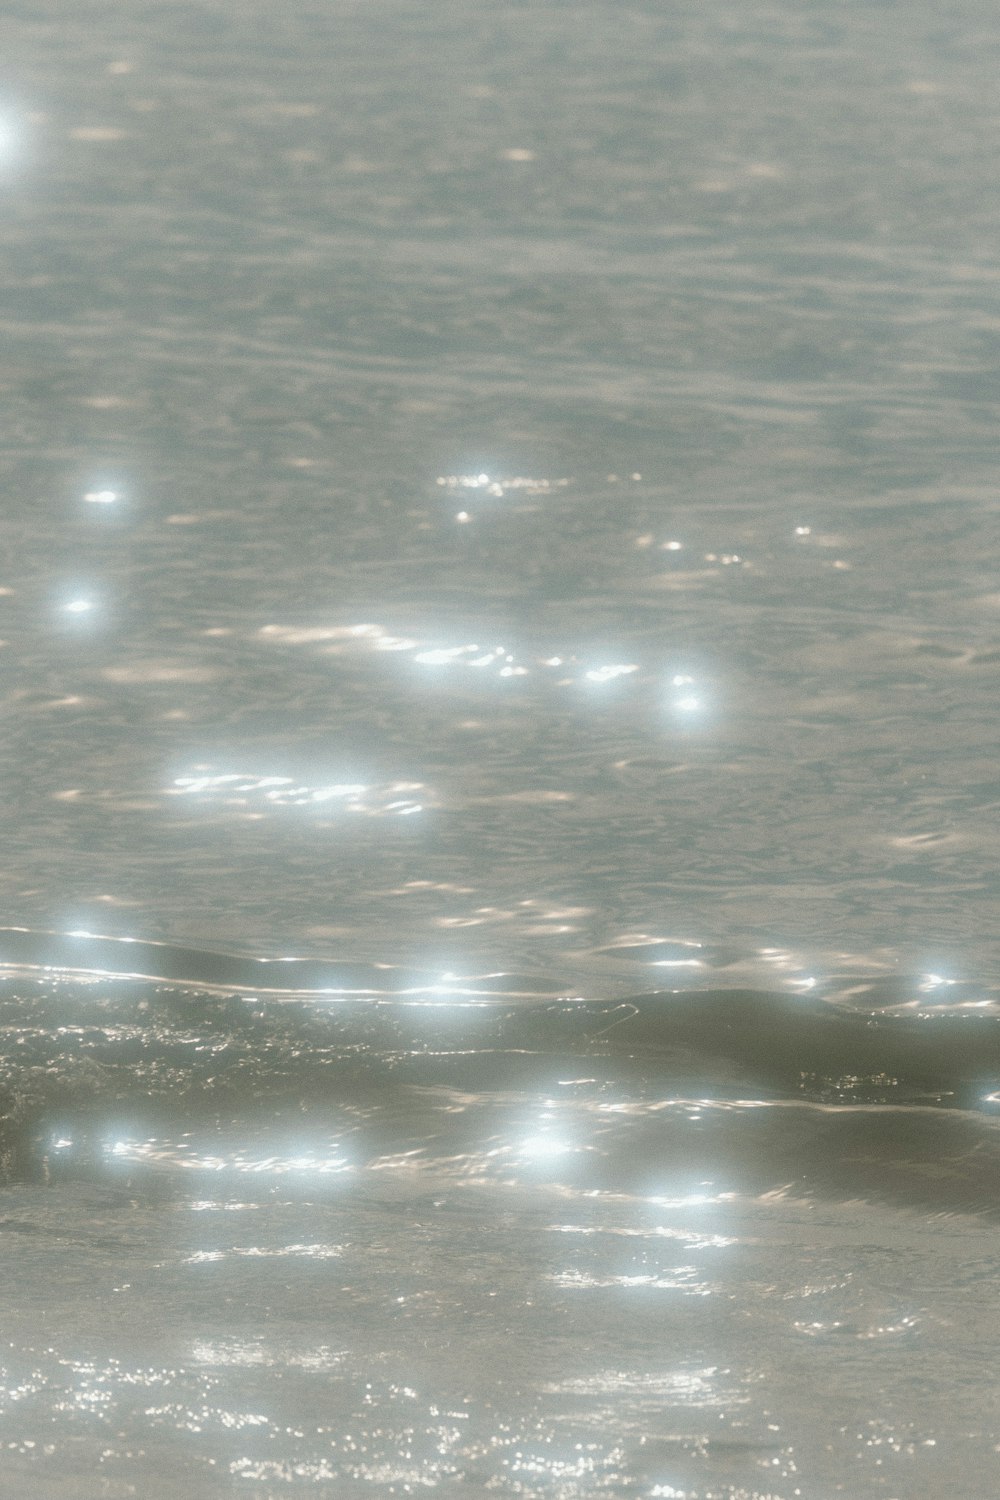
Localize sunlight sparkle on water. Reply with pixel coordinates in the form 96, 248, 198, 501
920, 972, 959, 991
585, 663, 638, 683
169, 772, 426, 816
263, 618, 675, 691
436, 472, 570, 499
105, 1136, 354, 1176
665, 674, 708, 716
522, 1136, 568, 1157
0, 110, 29, 174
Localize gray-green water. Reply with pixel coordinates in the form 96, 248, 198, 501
2, 1, 1000, 1495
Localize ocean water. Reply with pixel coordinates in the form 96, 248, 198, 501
2, 0, 1000, 1494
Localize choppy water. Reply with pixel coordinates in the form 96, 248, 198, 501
3, 0, 1000, 1494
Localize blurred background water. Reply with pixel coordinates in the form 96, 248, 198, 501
2, 0, 1000, 1496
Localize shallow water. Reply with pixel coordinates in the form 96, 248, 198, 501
1, 942, 999, 1498
3, 0, 1000, 1494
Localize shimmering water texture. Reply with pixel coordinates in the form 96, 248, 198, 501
1, 934, 1000, 1496
5, 933, 1000, 1210
6, 0, 1000, 1491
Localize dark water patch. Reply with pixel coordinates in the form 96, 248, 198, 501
2, 932, 999, 1219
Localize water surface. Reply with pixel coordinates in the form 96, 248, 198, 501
2, 0, 1000, 1494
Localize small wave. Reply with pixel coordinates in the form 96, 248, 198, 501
0, 928, 999, 1216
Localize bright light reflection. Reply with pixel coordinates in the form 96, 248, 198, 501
920, 972, 959, 991
260, 622, 418, 651
83, 489, 120, 504
644, 1190, 734, 1209
585, 664, 638, 683
191, 1340, 345, 1370
548, 1222, 735, 1249
543, 1367, 730, 1406
184, 1244, 345, 1263
169, 773, 424, 816
63, 598, 95, 614
104, 1137, 353, 1175
415, 645, 482, 665
231, 1461, 339, 1483
262, 620, 669, 691
518, 1133, 572, 1160
188, 1201, 262, 1212
436, 473, 570, 499
550, 1269, 712, 1293
0, 113, 28, 173
667, 673, 707, 715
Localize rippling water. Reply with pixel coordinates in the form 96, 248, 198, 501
3, 0, 1000, 1494
2, 936, 1000, 1498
